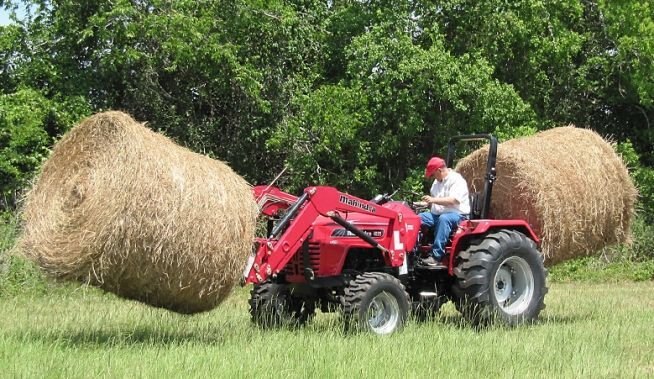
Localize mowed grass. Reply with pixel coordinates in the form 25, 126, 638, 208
1, 282, 653, 379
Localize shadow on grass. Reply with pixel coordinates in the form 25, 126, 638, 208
409, 310, 596, 333
534, 313, 596, 325
12, 323, 255, 348
11, 309, 598, 346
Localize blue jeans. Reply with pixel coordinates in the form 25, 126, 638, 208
419, 212, 463, 260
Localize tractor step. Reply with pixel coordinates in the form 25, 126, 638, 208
415, 264, 448, 271
416, 257, 447, 270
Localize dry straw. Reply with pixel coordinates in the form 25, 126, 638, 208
18, 111, 258, 314
456, 126, 637, 266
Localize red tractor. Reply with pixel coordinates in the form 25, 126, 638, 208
243, 135, 547, 334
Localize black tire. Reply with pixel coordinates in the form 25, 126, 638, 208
343, 272, 410, 335
452, 229, 548, 326
249, 282, 316, 328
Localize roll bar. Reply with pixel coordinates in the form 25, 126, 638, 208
445, 134, 498, 219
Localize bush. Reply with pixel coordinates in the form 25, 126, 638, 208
549, 213, 654, 282
0, 212, 17, 254
0, 214, 48, 296
0, 255, 49, 296
617, 141, 654, 222
0, 89, 90, 212
594, 213, 654, 263
549, 257, 654, 282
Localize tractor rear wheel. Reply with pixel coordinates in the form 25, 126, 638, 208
343, 272, 410, 335
249, 282, 316, 328
452, 229, 547, 326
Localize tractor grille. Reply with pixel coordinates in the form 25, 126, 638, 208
308, 242, 320, 270
282, 255, 300, 276
282, 242, 320, 276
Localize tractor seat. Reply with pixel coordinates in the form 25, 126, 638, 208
417, 192, 482, 249
469, 191, 484, 220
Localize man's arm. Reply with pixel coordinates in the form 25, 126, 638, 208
422, 195, 459, 207
422, 175, 469, 207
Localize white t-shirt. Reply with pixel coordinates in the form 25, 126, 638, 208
430, 169, 471, 215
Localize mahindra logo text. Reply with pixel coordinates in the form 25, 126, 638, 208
339, 195, 376, 213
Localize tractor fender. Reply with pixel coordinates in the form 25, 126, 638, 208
447, 219, 540, 274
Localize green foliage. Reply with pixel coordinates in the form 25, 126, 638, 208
549, 257, 654, 283
493, 123, 538, 142
269, 85, 374, 193
550, 214, 654, 282
0, 213, 17, 252
600, 1, 654, 107
593, 1, 654, 166
398, 167, 426, 201
429, 0, 654, 167
274, 21, 536, 196
0, 89, 90, 210
0, 254, 48, 296
605, 215, 654, 263
0, 0, 653, 205
0, 214, 47, 296
1, 0, 329, 185
0, 93, 49, 207
426, 1, 586, 121
616, 141, 654, 219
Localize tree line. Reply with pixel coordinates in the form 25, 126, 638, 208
1, 0, 653, 218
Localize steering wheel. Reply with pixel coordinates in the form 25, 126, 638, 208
370, 189, 429, 212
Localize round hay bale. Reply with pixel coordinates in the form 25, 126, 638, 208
17, 111, 257, 314
455, 126, 637, 266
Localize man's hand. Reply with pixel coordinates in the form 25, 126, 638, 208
422, 195, 459, 207
413, 201, 428, 208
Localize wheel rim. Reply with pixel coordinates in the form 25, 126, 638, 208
366, 291, 400, 335
493, 256, 534, 315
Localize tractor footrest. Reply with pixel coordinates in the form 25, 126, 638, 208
415, 259, 447, 270
415, 264, 448, 271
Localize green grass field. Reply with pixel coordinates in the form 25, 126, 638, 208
1, 282, 652, 378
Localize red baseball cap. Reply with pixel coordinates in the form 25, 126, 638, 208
425, 157, 446, 177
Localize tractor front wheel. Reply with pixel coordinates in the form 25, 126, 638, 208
452, 229, 547, 326
343, 272, 410, 335
249, 282, 315, 328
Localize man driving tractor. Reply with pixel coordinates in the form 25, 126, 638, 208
418, 156, 470, 268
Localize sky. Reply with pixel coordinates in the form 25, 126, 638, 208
0, 5, 26, 26
0, 9, 11, 26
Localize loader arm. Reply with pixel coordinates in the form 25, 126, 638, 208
245, 186, 410, 284
253, 185, 297, 217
